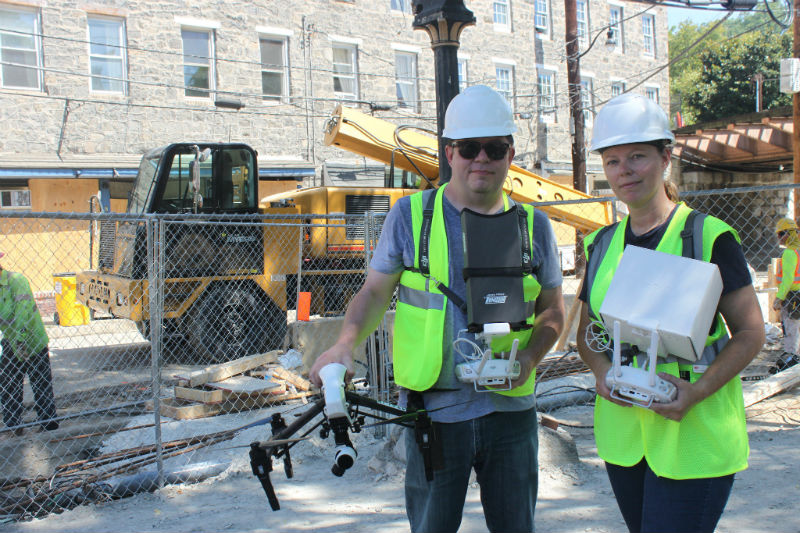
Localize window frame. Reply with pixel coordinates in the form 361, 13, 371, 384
537, 69, 556, 113
608, 5, 623, 53
610, 80, 626, 98
645, 86, 660, 104
0, 188, 31, 209
576, 0, 588, 47
494, 63, 515, 110
534, 0, 549, 35
181, 27, 215, 99
259, 34, 290, 102
390, 0, 412, 14
331, 41, 359, 102
493, 0, 511, 32
642, 14, 655, 57
87, 15, 127, 95
0, 5, 43, 90
580, 77, 594, 128
395, 50, 419, 113
457, 58, 468, 92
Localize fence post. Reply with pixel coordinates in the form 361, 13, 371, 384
148, 216, 165, 488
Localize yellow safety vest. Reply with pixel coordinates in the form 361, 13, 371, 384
393, 184, 541, 396
583, 203, 749, 479
776, 248, 800, 288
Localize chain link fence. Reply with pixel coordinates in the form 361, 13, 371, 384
0, 183, 793, 520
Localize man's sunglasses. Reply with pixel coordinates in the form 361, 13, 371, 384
452, 140, 510, 161
778, 230, 789, 237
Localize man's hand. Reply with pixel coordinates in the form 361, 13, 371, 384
309, 344, 354, 388
773, 298, 783, 311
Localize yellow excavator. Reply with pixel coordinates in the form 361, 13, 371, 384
76, 107, 611, 363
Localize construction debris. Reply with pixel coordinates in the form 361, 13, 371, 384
162, 351, 317, 420
743, 363, 800, 408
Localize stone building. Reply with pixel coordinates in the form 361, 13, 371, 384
0, 0, 670, 211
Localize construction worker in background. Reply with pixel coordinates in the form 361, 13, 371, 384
309, 85, 565, 533
575, 94, 765, 533
0, 252, 58, 435
771, 217, 800, 373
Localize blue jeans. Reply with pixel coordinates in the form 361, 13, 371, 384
404, 407, 539, 533
605, 459, 735, 533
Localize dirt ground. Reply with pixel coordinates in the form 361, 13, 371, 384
2, 378, 798, 533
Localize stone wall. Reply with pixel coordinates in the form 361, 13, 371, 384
672, 165, 792, 270
0, 0, 670, 180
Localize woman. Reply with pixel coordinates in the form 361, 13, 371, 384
576, 94, 765, 533
771, 217, 800, 373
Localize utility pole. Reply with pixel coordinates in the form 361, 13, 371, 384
794, 0, 800, 221
413, 0, 475, 185
565, 0, 586, 273
751, 73, 763, 112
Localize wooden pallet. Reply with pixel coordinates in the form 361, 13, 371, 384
161, 351, 317, 420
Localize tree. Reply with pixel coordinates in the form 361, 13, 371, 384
669, 12, 790, 125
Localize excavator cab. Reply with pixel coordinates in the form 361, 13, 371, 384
129, 143, 258, 215
78, 143, 291, 363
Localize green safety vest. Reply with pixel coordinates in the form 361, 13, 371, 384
583, 203, 749, 479
0, 270, 49, 360
393, 184, 541, 396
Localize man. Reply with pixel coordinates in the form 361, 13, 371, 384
0, 252, 58, 435
310, 85, 564, 533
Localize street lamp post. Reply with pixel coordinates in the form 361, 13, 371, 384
412, 0, 475, 185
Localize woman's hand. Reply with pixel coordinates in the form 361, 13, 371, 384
649, 372, 702, 421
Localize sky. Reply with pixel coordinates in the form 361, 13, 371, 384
667, 5, 732, 29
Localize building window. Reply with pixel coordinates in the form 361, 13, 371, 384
609, 6, 622, 51
458, 59, 468, 92
581, 78, 593, 127
576, 0, 588, 47
538, 70, 555, 110
534, 0, 549, 33
495, 65, 514, 107
0, 6, 42, 90
395, 51, 419, 112
642, 14, 655, 57
611, 81, 626, 98
0, 188, 30, 208
332, 42, 358, 101
645, 86, 659, 103
182, 29, 214, 98
88, 17, 126, 94
260, 36, 289, 101
493, 0, 510, 31
391, 0, 412, 13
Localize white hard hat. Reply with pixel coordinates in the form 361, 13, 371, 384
589, 93, 675, 153
442, 85, 517, 140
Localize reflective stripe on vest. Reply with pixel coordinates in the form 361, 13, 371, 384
394, 185, 541, 396
582, 203, 749, 479
776, 248, 800, 284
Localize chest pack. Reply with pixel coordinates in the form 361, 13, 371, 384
416, 188, 533, 332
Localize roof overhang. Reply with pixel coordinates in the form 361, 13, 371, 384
672, 106, 791, 172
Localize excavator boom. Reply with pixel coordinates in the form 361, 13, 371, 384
323, 105, 611, 234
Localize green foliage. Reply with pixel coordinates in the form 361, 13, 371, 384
669, 12, 790, 126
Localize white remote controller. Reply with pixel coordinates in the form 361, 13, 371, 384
605, 321, 677, 409
456, 359, 521, 386
606, 366, 676, 407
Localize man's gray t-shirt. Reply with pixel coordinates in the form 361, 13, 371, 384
370, 192, 562, 423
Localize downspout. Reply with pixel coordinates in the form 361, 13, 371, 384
56, 98, 71, 161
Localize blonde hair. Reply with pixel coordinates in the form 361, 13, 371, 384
664, 180, 679, 202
